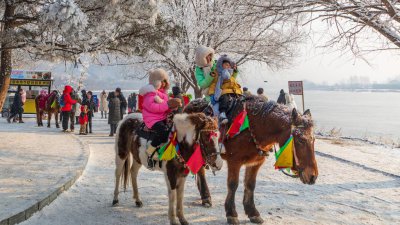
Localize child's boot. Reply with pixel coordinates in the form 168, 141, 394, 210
146, 145, 158, 160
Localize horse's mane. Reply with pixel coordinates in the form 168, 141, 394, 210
245, 98, 313, 129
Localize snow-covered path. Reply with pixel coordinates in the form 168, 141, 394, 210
19, 118, 400, 225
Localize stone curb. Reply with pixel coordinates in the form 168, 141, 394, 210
0, 134, 90, 225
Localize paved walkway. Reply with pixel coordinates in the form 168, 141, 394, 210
0, 117, 88, 224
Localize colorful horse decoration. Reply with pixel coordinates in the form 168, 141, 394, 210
184, 97, 318, 225
35, 90, 60, 128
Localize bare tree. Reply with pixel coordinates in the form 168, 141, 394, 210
247, 0, 400, 53
122, 0, 304, 97
0, 0, 171, 109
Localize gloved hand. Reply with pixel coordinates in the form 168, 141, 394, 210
210, 95, 217, 105
167, 98, 182, 109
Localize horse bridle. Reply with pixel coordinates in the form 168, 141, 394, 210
197, 128, 220, 167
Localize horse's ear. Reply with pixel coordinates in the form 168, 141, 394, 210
291, 108, 299, 125
303, 109, 312, 117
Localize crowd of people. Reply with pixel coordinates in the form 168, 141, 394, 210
5, 45, 297, 144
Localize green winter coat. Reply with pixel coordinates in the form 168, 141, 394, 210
195, 60, 217, 101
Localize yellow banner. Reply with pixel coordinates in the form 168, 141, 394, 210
10, 79, 51, 86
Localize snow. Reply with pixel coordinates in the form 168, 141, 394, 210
0, 117, 88, 221
10, 116, 399, 225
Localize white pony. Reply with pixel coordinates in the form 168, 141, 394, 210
113, 113, 223, 225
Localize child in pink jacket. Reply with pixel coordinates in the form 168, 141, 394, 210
139, 69, 182, 163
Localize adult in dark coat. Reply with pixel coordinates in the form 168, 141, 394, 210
115, 87, 127, 119
8, 88, 24, 123
277, 89, 286, 105
107, 91, 121, 136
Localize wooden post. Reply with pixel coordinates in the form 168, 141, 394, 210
302, 90, 305, 113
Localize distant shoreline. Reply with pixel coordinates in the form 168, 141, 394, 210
304, 88, 400, 93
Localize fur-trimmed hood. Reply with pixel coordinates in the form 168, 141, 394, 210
195, 45, 215, 67
139, 84, 157, 96
149, 68, 169, 89
216, 54, 235, 76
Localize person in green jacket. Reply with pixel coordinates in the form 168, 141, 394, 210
194, 45, 217, 101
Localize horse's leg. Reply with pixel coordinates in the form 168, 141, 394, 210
243, 163, 264, 224
47, 112, 52, 128
130, 159, 143, 207
164, 173, 178, 225
176, 176, 188, 225
55, 111, 60, 128
112, 156, 125, 206
225, 162, 242, 225
196, 166, 212, 207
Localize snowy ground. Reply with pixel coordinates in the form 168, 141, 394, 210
4, 115, 400, 225
0, 117, 87, 221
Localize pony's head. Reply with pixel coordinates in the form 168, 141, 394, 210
174, 113, 223, 172
290, 108, 318, 185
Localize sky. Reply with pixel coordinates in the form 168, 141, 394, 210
241, 21, 400, 94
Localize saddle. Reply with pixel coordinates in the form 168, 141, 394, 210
136, 123, 156, 141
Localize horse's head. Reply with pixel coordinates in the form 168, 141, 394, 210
174, 113, 223, 172
290, 108, 318, 185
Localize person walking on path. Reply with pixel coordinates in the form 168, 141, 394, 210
257, 88, 269, 102
60, 85, 77, 132
99, 90, 108, 119
107, 92, 121, 136
79, 105, 88, 135
70, 89, 80, 132
115, 88, 127, 119
277, 89, 286, 105
7, 88, 24, 123
83, 91, 96, 134
127, 93, 137, 113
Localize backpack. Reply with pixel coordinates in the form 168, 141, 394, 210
59, 94, 66, 107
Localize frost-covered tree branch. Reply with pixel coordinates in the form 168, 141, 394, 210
247, 0, 400, 53
129, 0, 304, 97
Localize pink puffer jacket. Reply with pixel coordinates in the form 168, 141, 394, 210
139, 84, 170, 128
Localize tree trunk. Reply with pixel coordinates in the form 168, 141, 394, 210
194, 86, 202, 99
0, 3, 15, 110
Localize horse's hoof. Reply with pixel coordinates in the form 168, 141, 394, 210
249, 216, 264, 224
202, 198, 212, 208
179, 218, 189, 225
170, 220, 180, 225
227, 217, 240, 225
135, 201, 143, 208
112, 199, 119, 206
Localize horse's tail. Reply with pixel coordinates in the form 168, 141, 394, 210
116, 113, 143, 190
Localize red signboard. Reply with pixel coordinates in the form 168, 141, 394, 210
288, 81, 303, 95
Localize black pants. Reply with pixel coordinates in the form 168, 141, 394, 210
110, 124, 117, 134
9, 111, 22, 121
86, 113, 93, 133
61, 111, 71, 131
151, 121, 169, 147
219, 93, 239, 113
70, 112, 75, 130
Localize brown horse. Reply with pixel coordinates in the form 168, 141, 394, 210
113, 113, 223, 225
184, 98, 318, 225
35, 90, 60, 128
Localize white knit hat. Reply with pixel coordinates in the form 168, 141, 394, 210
195, 45, 215, 67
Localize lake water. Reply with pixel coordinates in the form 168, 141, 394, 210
282, 90, 400, 142
93, 89, 400, 142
